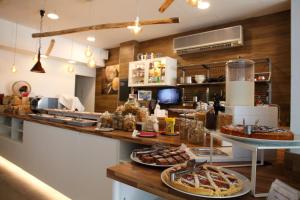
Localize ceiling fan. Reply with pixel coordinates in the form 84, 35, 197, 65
159, 0, 210, 13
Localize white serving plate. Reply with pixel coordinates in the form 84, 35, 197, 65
216, 131, 300, 145
161, 166, 251, 199
130, 153, 181, 168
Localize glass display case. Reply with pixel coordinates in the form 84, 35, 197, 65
128, 57, 177, 87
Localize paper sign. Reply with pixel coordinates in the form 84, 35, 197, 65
267, 179, 300, 200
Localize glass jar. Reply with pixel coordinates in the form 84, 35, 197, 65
188, 120, 205, 145
124, 97, 140, 115
99, 111, 113, 128
123, 113, 136, 132
179, 118, 189, 140
143, 114, 159, 132
112, 112, 124, 130
137, 106, 149, 122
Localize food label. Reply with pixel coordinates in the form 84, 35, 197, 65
267, 179, 300, 200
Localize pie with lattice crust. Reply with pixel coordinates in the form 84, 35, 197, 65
162, 164, 243, 197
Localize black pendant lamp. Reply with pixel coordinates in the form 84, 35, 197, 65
31, 9, 46, 73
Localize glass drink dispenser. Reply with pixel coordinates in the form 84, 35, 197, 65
226, 59, 255, 106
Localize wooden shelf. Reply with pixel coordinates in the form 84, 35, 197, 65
177, 82, 225, 87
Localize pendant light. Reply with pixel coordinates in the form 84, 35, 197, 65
67, 40, 75, 73
31, 9, 46, 73
127, 0, 142, 35
11, 23, 18, 73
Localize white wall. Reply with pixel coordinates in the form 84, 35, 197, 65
291, 0, 300, 153
0, 18, 107, 66
0, 48, 95, 98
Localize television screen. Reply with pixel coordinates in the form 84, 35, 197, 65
157, 88, 181, 104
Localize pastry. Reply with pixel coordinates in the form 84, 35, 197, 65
163, 163, 243, 197
221, 125, 294, 140
132, 144, 190, 166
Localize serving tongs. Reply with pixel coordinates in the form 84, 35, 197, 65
170, 160, 207, 182
132, 144, 168, 157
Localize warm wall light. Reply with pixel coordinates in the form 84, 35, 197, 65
47, 12, 59, 20
87, 36, 96, 42
0, 156, 71, 200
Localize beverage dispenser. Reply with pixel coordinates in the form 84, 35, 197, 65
226, 59, 255, 106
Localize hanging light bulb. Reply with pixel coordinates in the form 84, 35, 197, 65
11, 23, 18, 73
67, 64, 74, 73
11, 65, 17, 73
85, 46, 93, 58
88, 57, 96, 68
127, 16, 142, 35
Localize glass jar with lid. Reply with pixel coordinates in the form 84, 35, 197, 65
124, 96, 140, 116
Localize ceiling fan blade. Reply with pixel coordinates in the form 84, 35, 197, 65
32, 17, 179, 38
45, 39, 55, 56
159, 0, 174, 13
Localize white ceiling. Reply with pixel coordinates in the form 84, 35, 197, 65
0, 0, 290, 49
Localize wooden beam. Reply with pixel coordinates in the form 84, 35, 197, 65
159, 0, 174, 13
32, 17, 179, 38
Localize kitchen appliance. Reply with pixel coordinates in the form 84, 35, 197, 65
173, 26, 243, 55
226, 59, 255, 106
30, 97, 58, 113
222, 58, 277, 161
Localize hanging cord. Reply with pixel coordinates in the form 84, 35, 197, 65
13, 23, 18, 65
39, 10, 45, 54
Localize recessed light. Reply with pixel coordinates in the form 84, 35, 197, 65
68, 60, 76, 64
47, 12, 59, 20
41, 54, 48, 58
198, 0, 210, 9
87, 36, 96, 42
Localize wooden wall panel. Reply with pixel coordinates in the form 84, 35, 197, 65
137, 11, 291, 125
95, 48, 119, 112
95, 11, 291, 125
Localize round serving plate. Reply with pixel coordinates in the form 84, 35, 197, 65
130, 153, 181, 168
161, 166, 251, 199
216, 131, 300, 144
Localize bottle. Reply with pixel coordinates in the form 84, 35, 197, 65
154, 100, 160, 117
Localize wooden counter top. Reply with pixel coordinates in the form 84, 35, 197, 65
107, 161, 300, 200
0, 113, 211, 147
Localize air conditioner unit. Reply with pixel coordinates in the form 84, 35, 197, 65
173, 25, 243, 55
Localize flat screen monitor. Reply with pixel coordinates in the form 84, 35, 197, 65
157, 88, 181, 105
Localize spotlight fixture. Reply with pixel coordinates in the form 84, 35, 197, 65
67, 64, 74, 73
127, 16, 142, 35
68, 60, 76, 64
47, 12, 59, 20
198, 0, 210, 9
87, 36, 96, 42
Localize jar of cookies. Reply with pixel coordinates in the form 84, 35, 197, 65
188, 120, 205, 145
123, 113, 136, 132
143, 114, 159, 132
99, 111, 113, 128
137, 106, 149, 122
112, 112, 124, 130
124, 97, 140, 116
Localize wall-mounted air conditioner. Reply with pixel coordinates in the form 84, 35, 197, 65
173, 25, 243, 55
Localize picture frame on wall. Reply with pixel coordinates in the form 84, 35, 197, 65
138, 90, 152, 101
